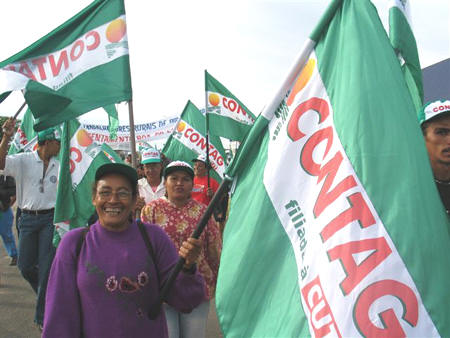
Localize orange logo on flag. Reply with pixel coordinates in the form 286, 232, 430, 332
177, 121, 186, 133
106, 19, 127, 43
76, 129, 93, 147
208, 93, 220, 106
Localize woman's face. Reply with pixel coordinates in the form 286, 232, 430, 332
92, 173, 136, 231
164, 170, 193, 203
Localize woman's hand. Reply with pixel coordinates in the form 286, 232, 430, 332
179, 237, 201, 269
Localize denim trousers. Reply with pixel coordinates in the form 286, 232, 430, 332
17, 212, 56, 326
164, 300, 210, 338
0, 208, 17, 258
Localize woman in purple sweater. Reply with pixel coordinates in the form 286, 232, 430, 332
43, 163, 205, 337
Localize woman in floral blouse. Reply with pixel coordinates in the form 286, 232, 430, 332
141, 161, 222, 338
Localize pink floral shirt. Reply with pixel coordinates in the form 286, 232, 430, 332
141, 197, 221, 299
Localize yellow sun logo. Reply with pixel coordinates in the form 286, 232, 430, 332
106, 19, 127, 43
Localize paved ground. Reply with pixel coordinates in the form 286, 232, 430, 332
0, 225, 223, 337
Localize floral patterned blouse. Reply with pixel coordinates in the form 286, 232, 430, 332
141, 197, 222, 300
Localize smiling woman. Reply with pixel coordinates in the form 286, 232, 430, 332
43, 163, 206, 337
141, 161, 222, 338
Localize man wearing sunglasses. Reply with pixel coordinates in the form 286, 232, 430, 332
0, 117, 61, 331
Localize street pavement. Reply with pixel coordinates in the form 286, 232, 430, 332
0, 225, 223, 337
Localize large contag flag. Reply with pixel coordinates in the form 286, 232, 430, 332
53, 118, 122, 246
205, 70, 256, 141
216, 0, 450, 337
0, 0, 131, 131
163, 100, 226, 182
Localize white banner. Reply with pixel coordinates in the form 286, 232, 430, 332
80, 116, 178, 147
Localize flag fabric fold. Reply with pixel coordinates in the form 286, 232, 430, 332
389, 0, 423, 111
0, 0, 132, 131
163, 100, 226, 183
53, 118, 122, 246
216, 0, 450, 336
205, 70, 256, 142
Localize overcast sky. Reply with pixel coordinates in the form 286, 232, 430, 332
0, 0, 448, 124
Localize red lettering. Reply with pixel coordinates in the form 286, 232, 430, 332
217, 156, 224, 166
300, 126, 334, 176
237, 105, 247, 117
70, 40, 84, 61
85, 30, 100, 51
69, 147, 82, 174
49, 51, 69, 77
227, 99, 237, 112
313, 151, 357, 217
190, 132, 199, 143
287, 98, 330, 141
197, 137, 207, 150
321, 192, 376, 242
301, 276, 342, 338
222, 97, 229, 110
18, 62, 36, 81
354, 280, 418, 337
184, 128, 193, 138
6, 65, 16, 71
210, 150, 218, 160
31, 57, 47, 81
327, 237, 392, 295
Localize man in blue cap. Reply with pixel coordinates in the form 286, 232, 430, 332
0, 117, 61, 331
419, 100, 450, 215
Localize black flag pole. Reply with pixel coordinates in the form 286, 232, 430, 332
147, 176, 232, 319
13, 101, 27, 119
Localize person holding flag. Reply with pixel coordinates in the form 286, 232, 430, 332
0, 118, 60, 330
44, 163, 205, 337
419, 99, 450, 215
141, 161, 221, 338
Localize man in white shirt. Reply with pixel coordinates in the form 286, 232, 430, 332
137, 148, 165, 204
0, 118, 60, 330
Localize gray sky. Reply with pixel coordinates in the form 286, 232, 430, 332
0, 0, 448, 123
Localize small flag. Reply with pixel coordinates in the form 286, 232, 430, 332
163, 100, 226, 183
205, 70, 256, 141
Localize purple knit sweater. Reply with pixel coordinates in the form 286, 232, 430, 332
43, 221, 205, 337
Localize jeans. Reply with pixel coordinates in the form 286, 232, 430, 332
17, 212, 56, 326
164, 300, 210, 338
0, 208, 17, 258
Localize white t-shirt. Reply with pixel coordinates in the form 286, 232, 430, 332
138, 177, 165, 204
4, 151, 59, 210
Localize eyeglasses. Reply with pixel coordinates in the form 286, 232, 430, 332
39, 178, 44, 193
97, 189, 132, 201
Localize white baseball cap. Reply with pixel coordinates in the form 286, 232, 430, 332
141, 148, 161, 164
418, 99, 450, 125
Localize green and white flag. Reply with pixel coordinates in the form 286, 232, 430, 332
53, 118, 122, 246
0, 0, 131, 131
216, 0, 450, 337
163, 100, 226, 183
389, 0, 423, 111
205, 70, 256, 141
8, 108, 38, 154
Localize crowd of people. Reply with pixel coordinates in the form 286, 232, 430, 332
0, 98, 448, 337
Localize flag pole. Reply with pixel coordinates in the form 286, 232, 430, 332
128, 100, 138, 168
204, 70, 210, 188
13, 101, 27, 119
2, 101, 27, 134
147, 175, 232, 319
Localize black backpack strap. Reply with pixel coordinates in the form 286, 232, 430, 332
76, 226, 90, 259
136, 220, 160, 285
